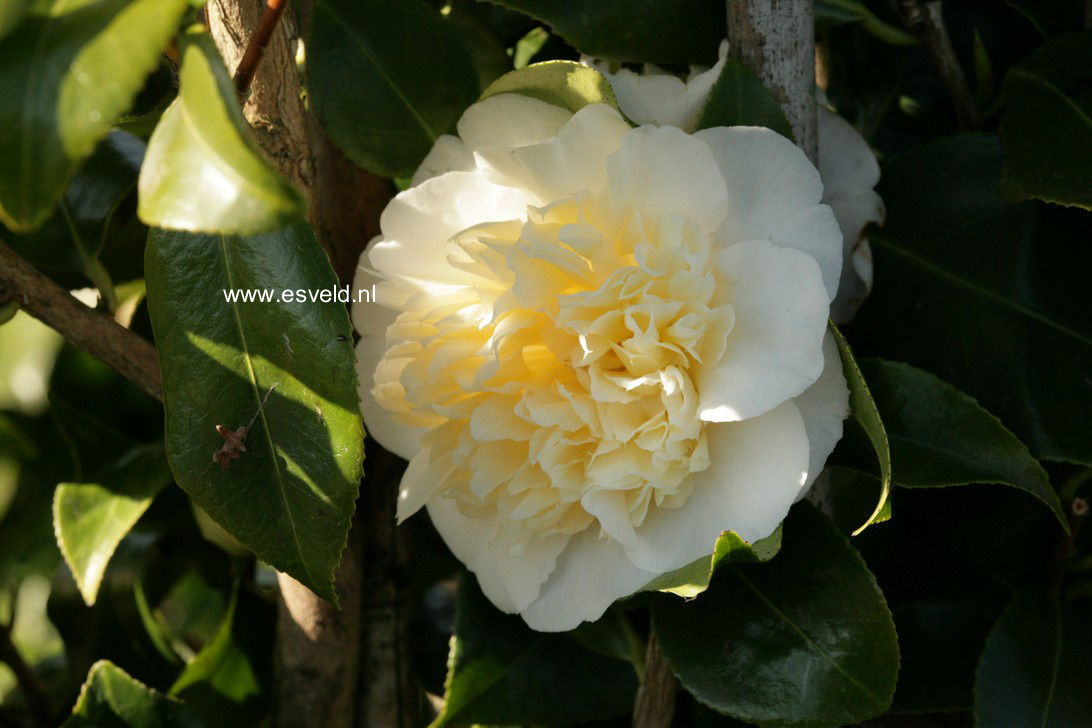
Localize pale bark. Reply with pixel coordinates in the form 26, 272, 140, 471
727, 0, 818, 162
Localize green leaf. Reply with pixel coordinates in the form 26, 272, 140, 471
481, 61, 621, 115
0, 0, 31, 40
137, 27, 306, 235
432, 576, 638, 727
852, 134, 1092, 465
831, 323, 892, 535
828, 467, 891, 535
53, 445, 172, 606
814, 0, 918, 45
857, 359, 1067, 528
0, 0, 191, 232
63, 660, 210, 728
1002, 0, 1085, 38
652, 503, 899, 728
144, 221, 363, 602
1000, 31, 1092, 210
975, 589, 1092, 727
487, 0, 723, 64
641, 526, 782, 598
308, 0, 481, 178
695, 59, 794, 139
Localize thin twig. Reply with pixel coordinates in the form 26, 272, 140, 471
0, 621, 51, 728
233, 0, 291, 95
897, 0, 979, 128
0, 239, 163, 402
632, 632, 676, 728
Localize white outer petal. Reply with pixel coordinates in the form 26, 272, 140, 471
605, 125, 729, 232
698, 239, 828, 422
791, 330, 850, 501
428, 496, 569, 614
622, 400, 811, 574
520, 529, 659, 632
696, 125, 843, 302
410, 135, 474, 186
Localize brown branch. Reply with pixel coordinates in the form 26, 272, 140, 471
233, 0, 292, 95
0, 621, 51, 728
897, 1, 979, 129
0, 240, 163, 402
632, 632, 676, 728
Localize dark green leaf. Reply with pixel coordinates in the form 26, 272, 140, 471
137, 27, 306, 234
481, 61, 621, 115
308, 0, 481, 178
0, 0, 30, 40
63, 660, 210, 728
975, 589, 1092, 727
433, 576, 638, 727
1002, 0, 1085, 38
0, 0, 191, 232
858, 358, 1067, 528
641, 526, 781, 598
1000, 32, 1092, 209
852, 134, 1092, 465
815, 0, 917, 45
652, 503, 899, 728
568, 608, 645, 678
487, 0, 723, 64
831, 323, 892, 535
828, 467, 891, 535
144, 222, 363, 602
695, 59, 794, 139
54, 445, 172, 606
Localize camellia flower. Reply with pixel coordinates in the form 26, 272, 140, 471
589, 42, 884, 322
353, 89, 850, 631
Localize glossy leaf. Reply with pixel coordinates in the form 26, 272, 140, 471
1000, 32, 1092, 210
481, 61, 621, 115
0, 0, 190, 232
488, 0, 723, 64
432, 576, 638, 727
696, 59, 794, 139
144, 222, 364, 602
653, 503, 899, 728
975, 590, 1092, 727
137, 27, 305, 235
831, 323, 892, 535
62, 660, 209, 728
641, 526, 781, 598
852, 135, 1092, 465
308, 0, 481, 178
858, 359, 1067, 528
54, 445, 172, 606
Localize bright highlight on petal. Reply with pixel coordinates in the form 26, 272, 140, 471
354, 93, 848, 631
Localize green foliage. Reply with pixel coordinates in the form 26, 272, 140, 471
432, 577, 638, 727
63, 660, 209, 728
144, 222, 363, 602
642, 526, 781, 598
854, 134, 1092, 466
975, 590, 1092, 726
137, 27, 305, 234
696, 59, 794, 139
308, 0, 481, 178
831, 324, 892, 535
486, 0, 724, 64
857, 359, 1067, 526
1000, 31, 1092, 210
53, 445, 173, 606
814, 0, 917, 45
0, 0, 191, 232
481, 61, 621, 115
652, 503, 899, 727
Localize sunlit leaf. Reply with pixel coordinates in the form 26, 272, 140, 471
137, 27, 305, 235
63, 660, 209, 728
144, 222, 363, 602
641, 527, 781, 598
481, 60, 620, 115
0, 0, 190, 231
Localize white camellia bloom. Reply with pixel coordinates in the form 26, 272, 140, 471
589, 42, 884, 322
353, 91, 850, 632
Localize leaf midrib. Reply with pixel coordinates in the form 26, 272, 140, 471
869, 237, 1092, 348
217, 234, 315, 588
731, 567, 887, 710
315, 1, 439, 142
